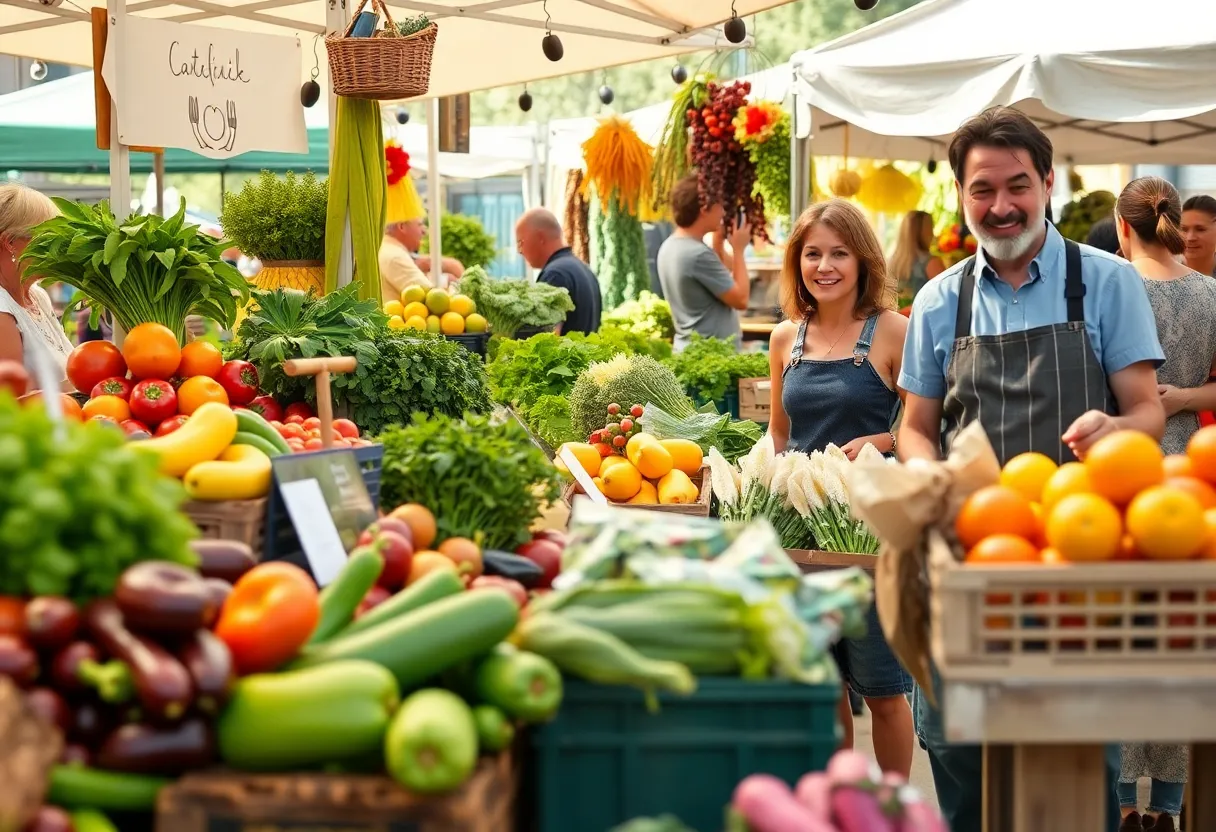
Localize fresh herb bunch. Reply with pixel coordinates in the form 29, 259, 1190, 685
0, 395, 197, 601
221, 171, 328, 262
583, 326, 672, 361
379, 411, 560, 551
665, 335, 769, 404
747, 116, 791, 218
589, 189, 650, 309
420, 213, 497, 270
332, 329, 491, 435
229, 284, 385, 402
602, 291, 675, 341
524, 394, 576, 448
395, 13, 431, 35
458, 267, 574, 337
22, 198, 249, 344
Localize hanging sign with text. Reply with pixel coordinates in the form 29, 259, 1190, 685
102, 17, 307, 159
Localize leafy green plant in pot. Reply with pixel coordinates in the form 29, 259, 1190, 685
22, 198, 249, 345
221, 171, 328, 294
420, 213, 497, 270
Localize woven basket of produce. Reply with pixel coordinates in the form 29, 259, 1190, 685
326, 0, 437, 100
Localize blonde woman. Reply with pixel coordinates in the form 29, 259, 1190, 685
888, 210, 944, 303
0, 184, 72, 389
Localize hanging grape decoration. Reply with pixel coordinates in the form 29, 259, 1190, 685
687, 80, 769, 242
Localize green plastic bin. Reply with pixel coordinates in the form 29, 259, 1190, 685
526, 678, 839, 832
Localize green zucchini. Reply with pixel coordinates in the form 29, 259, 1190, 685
70, 809, 119, 832
232, 431, 283, 458
48, 765, 170, 811
234, 409, 292, 455
309, 548, 384, 645
294, 589, 520, 690
336, 568, 464, 638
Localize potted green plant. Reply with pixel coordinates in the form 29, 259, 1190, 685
221, 171, 328, 294
420, 213, 497, 270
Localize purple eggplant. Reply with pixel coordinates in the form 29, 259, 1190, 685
115, 561, 217, 635
83, 600, 193, 722
177, 629, 234, 714
203, 578, 233, 614
190, 539, 256, 584
69, 700, 112, 746
96, 718, 215, 774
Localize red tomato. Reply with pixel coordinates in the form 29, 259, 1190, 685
66, 341, 127, 394
355, 586, 391, 618
247, 395, 284, 423
285, 414, 305, 425
90, 376, 133, 401
302, 417, 322, 432
120, 418, 151, 436
281, 423, 306, 440
129, 379, 178, 426
332, 418, 359, 439
214, 562, 320, 675
284, 401, 314, 421
154, 414, 190, 436
303, 438, 324, 451
0, 360, 29, 399
0, 597, 24, 636
215, 360, 260, 406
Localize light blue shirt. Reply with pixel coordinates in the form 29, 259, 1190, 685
898, 223, 1165, 400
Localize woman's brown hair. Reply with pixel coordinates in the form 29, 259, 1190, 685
888, 209, 933, 287
1116, 176, 1185, 255
781, 199, 894, 321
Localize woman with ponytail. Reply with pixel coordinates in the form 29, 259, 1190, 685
1112, 175, 1216, 831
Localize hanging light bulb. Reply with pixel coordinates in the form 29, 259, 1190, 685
395, 107, 410, 125
519, 90, 534, 112
724, 15, 746, 43
29, 60, 48, 82
855, 0, 880, 9
671, 64, 688, 84
926, 159, 937, 174
598, 85, 614, 105
540, 0, 563, 61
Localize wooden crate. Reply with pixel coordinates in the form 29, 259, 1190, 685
786, 548, 879, 575
156, 752, 517, 832
737, 377, 771, 423
182, 498, 267, 560
562, 466, 712, 517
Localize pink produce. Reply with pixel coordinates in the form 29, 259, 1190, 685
515, 539, 562, 588
895, 788, 950, 832
371, 531, 414, 591
793, 772, 833, 820
470, 576, 528, 608
732, 774, 836, 832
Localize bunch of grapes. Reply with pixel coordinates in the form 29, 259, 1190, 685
588, 403, 645, 455
686, 81, 770, 242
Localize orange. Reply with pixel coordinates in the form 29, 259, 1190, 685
1000, 452, 1058, 503
1040, 547, 1065, 565
19, 391, 83, 420
436, 536, 483, 581
1126, 485, 1206, 560
1163, 476, 1216, 510
1044, 493, 1122, 562
389, 503, 438, 550
1041, 462, 1093, 511
176, 376, 230, 415
964, 534, 1041, 565
1202, 508, 1216, 560
954, 485, 1038, 550
1029, 502, 1047, 546
122, 322, 182, 380
178, 340, 224, 379
1115, 534, 1139, 561
1083, 430, 1164, 505
1188, 426, 1216, 484
1164, 454, 1196, 478
81, 394, 131, 423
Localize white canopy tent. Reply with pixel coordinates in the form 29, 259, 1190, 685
788, 0, 1216, 189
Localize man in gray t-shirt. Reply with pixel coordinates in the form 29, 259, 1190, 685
656, 174, 753, 352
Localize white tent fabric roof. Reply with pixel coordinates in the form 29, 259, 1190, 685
0, 0, 790, 100
790, 0, 1216, 165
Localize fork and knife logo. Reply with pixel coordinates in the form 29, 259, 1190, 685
188, 96, 238, 151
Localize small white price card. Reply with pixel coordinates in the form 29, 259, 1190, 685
278, 478, 349, 587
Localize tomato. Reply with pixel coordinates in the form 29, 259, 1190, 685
90, 376, 133, 400
302, 417, 322, 432
215, 360, 260, 406
284, 402, 314, 421
154, 414, 190, 436
285, 414, 305, 425
0, 597, 24, 636
214, 562, 320, 675
120, 418, 151, 436
0, 360, 29, 399
303, 437, 325, 451
247, 395, 284, 423
66, 341, 127, 394
332, 418, 360, 440
178, 340, 224, 379
130, 379, 178, 425
286, 438, 306, 453
122, 323, 181, 380
82, 394, 131, 423
279, 423, 306, 440
177, 375, 230, 415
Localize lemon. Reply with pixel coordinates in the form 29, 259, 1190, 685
387, 315, 407, 330
440, 311, 466, 335
383, 300, 405, 318
426, 315, 442, 334
401, 285, 426, 305
403, 301, 430, 321
426, 288, 451, 315
464, 313, 488, 333
404, 315, 428, 331
449, 294, 476, 317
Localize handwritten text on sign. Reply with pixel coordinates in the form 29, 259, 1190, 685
102, 17, 306, 159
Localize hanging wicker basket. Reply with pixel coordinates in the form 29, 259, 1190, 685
325, 0, 437, 100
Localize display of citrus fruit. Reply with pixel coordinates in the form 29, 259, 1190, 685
425, 288, 450, 315
405, 316, 427, 331
1164, 454, 1196, 478
465, 313, 488, 334
1083, 429, 1164, 505
1044, 493, 1122, 562
122, 322, 182, 380
383, 300, 405, 318
1000, 452, 1058, 503
177, 375, 230, 415
1040, 461, 1093, 510
1187, 425, 1216, 484
1125, 485, 1206, 560
1163, 476, 1216, 510
954, 485, 1038, 550
389, 503, 437, 549
401, 285, 426, 306
387, 316, 407, 330
1203, 508, 1216, 560
449, 294, 476, 317
964, 534, 1041, 565
178, 340, 223, 379
440, 312, 465, 335
82, 394, 131, 423
403, 302, 430, 321
426, 315, 442, 334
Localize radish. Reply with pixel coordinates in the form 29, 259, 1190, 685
826, 751, 895, 832
793, 772, 832, 820
732, 774, 836, 832
826, 749, 882, 786
894, 787, 950, 832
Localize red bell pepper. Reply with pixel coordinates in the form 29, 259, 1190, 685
214, 563, 319, 675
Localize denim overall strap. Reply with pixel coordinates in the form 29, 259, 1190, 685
789, 319, 808, 367
852, 314, 880, 367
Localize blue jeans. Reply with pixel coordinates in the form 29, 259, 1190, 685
1117, 778, 1184, 816
831, 604, 913, 698
914, 666, 1122, 832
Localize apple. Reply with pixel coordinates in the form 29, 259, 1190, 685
515, 539, 562, 589
470, 576, 528, 608
372, 531, 414, 591
355, 585, 391, 618
358, 517, 414, 547
532, 529, 568, 548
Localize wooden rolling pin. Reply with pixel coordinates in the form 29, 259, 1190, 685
282, 357, 358, 450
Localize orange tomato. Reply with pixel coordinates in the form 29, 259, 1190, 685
1041, 462, 1094, 510
281, 423, 306, 440
1164, 454, 1196, 478
177, 376, 230, 415
1187, 425, 1216, 484
285, 414, 305, 425
954, 485, 1038, 550
302, 417, 322, 432
178, 340, 224, 379
409, 551, 460, 584
1000, 452, 1058, 503
19, 391, 83, 420
1083, 430, 1164, 505
437, 536, 484, 582
333, 418, 359, 439
1044, 493, 1122, 562
82, 394, 131, 423
122, 322, 182, 380
0, 597, 25, 636
964, 534, 1041, 565
1163, 476, 1216, 510
1126, 486, 1206, 560
303, 438, 324, 451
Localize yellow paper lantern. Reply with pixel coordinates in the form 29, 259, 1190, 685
856, 164, 923, 214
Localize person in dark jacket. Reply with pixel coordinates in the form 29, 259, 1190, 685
515, 208, 602, 335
